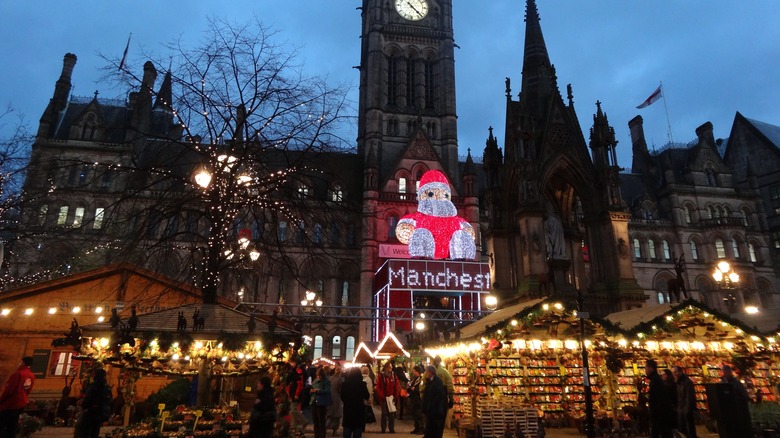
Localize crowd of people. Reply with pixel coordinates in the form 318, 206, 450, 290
247, 356, 455, 438
643, 359, 753, 438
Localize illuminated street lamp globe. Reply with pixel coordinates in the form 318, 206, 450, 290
485, 294, 498, 311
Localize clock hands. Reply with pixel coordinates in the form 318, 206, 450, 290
405, 1, 422, 17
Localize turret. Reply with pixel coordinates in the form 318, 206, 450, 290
482, 126, 502, 189
629, 115, 651, 175
127, 61, 158, 140
589, 101, 618, 170
462, 149, 477, 197
38, 53, 77, 137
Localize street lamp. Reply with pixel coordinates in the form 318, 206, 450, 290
300, 290, 323, 309
712, 261, 739, 313
484, 294, 498, 311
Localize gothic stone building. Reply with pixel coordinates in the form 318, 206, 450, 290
6, 0, 779, 366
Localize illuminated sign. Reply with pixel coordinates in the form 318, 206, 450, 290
375, 259, 490, 293
379, 244, 410, 259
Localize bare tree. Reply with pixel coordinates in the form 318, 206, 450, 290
11, 17, 360, 305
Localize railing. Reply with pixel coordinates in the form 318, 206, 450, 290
699, 217, 747, 228
233, 302, 489, 322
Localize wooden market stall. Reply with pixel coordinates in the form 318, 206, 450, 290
425, 298, 630, 435
426, 297, 779, 436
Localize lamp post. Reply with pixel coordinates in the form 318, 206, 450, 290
712, 261, 739, 313
300, 289, 323, 343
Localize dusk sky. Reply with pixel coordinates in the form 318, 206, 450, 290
2, 1, 779, 170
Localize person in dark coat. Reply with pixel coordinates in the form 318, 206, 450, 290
721, 364, 752, 436
645, 360, 673, 438
250, 376, 276, 438
0, 356, 35, 438
340, 367, 370, 438
78, 368, 111, 438
407, 366, 425, 434
662, 369, 678, 431
421, 365, 447, 438
672, 366, 697, 438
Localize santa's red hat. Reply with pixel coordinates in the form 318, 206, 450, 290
417, 170, 451, 194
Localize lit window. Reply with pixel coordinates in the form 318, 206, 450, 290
341, 281, 349, 307
690, 241, 699, 260
648, 240, 656, 259
662, 240, 671, 260
57, 206, 69, 225
633, 238, 641, 259
94, 208, 105, 229
732, 239, 740, 258
749, 243, 758, 263
49, 351, 73, 376
715, 239, 726, 258
345, 336, 356, 361
332, 187, 343, 202
399, 177, 407, 194
298, 185, 309, 198
313, 335, 323, 360
332, 336, 342, 359
683, 207, 692, 224
72, 207, 85, 227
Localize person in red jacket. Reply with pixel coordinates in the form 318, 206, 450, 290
0, 356, 35, 438
375, 362, 401, 433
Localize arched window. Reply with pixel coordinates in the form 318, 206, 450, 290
330, 223, 341, 246
313, 336, 323, 360
648, 240, 657, 259
345, 336, 356, 361
731, 238, 740, 258
387, 55, 398, 106
406, 56, 417, 108
278, 221, 288, 241
657, 291, 668, 305
399, 177, 407, 194
332, 336, 342, 359
332, 186, 344, 202
633, 238, 641, 259
94, 208, 105, 229
388, 216, 399, 240
38, 205, 48, 226
662, 240, 671, 260
313, 224, 323, 245
57, 206, 69, 225
715, 239, 726, 258
73, 207, 85, 227
683, 206, 692, 224
741, 207, 751, 227
341, 281, 350, 307
295, 223, 305, 244
749, 243, 758, 263
690, 241, 699, 260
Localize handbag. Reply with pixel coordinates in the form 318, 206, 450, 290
365, 404, 376, 423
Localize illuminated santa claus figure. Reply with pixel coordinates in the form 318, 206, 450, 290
396, 170, 476, 260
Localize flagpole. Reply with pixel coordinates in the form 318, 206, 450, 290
660, 81, 674, 145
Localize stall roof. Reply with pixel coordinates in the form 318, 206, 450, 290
83, 303, 297, 337
604, 303, 674, 331
374, 332, 410, 359
458, 297, 546, 339
353, 341, 379, 364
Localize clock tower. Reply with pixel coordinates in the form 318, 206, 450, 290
356, 0, 459, 182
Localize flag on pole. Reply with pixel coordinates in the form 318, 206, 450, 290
118, 33, 132, 71
636, 84, 662, 109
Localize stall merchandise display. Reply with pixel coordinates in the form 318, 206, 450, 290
122, 407, 246, 437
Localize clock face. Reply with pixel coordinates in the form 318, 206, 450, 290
395, 0, 429, 21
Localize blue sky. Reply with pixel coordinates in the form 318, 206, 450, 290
1, 1, 779, 170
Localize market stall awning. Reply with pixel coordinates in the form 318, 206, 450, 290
353, 341, 378, 364
374, 332, 410, 359
458, 297, 546, 339
604, 303, 673, 331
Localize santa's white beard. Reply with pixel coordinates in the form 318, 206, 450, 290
417, 198, 457, 217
